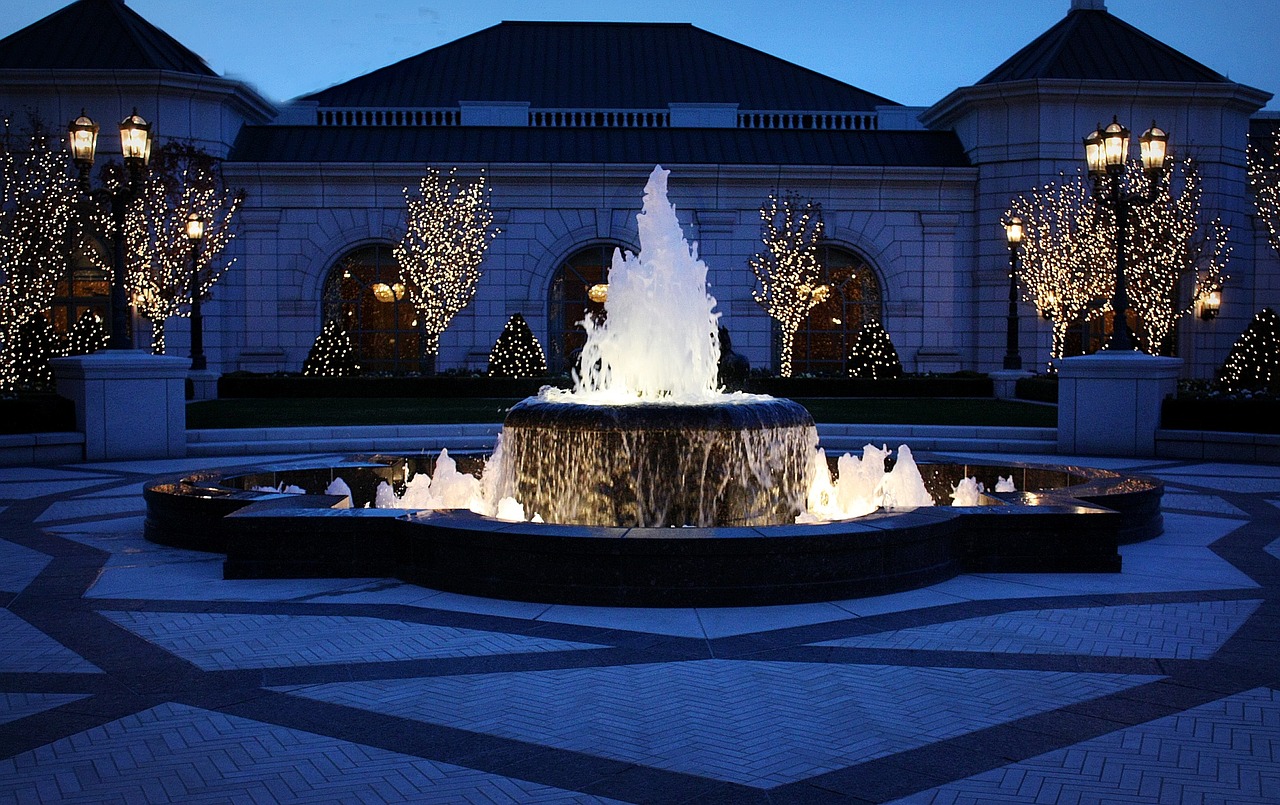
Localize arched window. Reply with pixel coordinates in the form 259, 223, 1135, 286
548, 244, 620, 373
791, 246, 883, 375
320, 245, 423, 373
49, 239, 110, 338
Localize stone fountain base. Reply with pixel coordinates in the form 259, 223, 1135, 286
143, 453, 1162, 607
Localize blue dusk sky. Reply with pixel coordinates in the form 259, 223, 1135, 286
5, 0, 1279, 110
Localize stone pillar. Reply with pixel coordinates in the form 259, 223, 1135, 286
51, 351, 188, 461
1057, 352, 1181, 457
188, 369, 219, 401
990, 369, 1033, 400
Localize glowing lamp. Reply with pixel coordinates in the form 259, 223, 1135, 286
1101, 117, 1130, 171
588, 283, 609, 304
1139, 121, 1169, 174
1004, 216, 1024, 247
1083, 124, 1106, 177
371, 282, 406, 303
1199, 290, 1221, 320
67, 112, 98, 168
185, 213, 204, 242
118, 109, 152, 166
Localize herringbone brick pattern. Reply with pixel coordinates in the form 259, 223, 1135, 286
0, 701, 629, 804
814, 600, 1262, 659
101, 611, 605, 670
277, 660, 1160, 788
1160, 492, 1247, 517
0, 610, 100, 674
0, 693, 90, 726
0, 538, 49, 594
891, 687, 1280, 804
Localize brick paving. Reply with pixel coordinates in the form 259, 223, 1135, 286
0, 455, 1277, 803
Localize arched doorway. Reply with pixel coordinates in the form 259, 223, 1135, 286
547, 244, 622, 373
791, 246, 884, 375
320, 245, 423, 373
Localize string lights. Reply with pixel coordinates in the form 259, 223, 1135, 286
488, 313, 547, 377
393, 167, 497, 370
66, 310, 107, 356
303, 319, 361, 376
1217, 307, 1280, 393
0, 116, 88, 391
847, 319, 902, 380
1249, 128, 1280, 257
1006, 157, 1228, 364
750, 191, 825, 378
125, 143, 242, 354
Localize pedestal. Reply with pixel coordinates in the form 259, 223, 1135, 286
990, 369, 1033, 401
188, 369, 219, 401
51, 351, 188, 461
1057, 351, 1181, 457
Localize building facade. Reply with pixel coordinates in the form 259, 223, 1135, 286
2, 0, 1275, 378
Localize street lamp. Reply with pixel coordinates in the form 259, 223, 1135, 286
68, 108, 154, 350
185, 212, 207, 370
1082, 116, 1169, 351
1002, 216, 1024, 370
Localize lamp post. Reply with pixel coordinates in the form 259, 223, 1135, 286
68, 108, 154, 350
1002, 216, 1024, 370
1082, 116, 1169, 351
185, 212, 206, 370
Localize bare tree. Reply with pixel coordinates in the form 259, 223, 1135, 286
126, 142, 242, 354
0, 115, 92, 390
750, 191, 825, 377
393, 167, 497, 371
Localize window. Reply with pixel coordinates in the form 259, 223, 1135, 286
321, 245, 424, 373
49, 239, 110, 338
790, 246, 883, 375
548, 244, 619, 373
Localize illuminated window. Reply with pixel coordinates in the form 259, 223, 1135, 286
49, 239, 110, 337
791, 247, 883, 375
321, 245, 423, 373
548, 244, 621, 373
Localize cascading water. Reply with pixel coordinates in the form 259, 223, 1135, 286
376, 165, 935, 526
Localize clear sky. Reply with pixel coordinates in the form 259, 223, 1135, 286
5, 0, 1279, 110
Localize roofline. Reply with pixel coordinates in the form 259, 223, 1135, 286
0, 67, 278, 123
921, 78, 1273, 130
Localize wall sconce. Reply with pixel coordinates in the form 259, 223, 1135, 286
371, 282, 406, 303
1199, 290, 1221, 320
588, 283, 609, 304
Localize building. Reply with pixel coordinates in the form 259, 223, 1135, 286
1, 0, 1275, 378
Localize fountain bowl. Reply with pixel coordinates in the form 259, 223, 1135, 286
144, 452, 1162, 607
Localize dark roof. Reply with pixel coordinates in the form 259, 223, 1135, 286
229, 125, 968, 167
302, 21, 896, 111
0, 0, 215, 75
979, 6, 1226, 84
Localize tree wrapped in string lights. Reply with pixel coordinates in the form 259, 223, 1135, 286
1007, 158, 1228, 362
488, 313, 546, 377
126, 143, 243, 354
302, 319, 360, 377
1249, 127, 1280, 256
1007, 172, 1111, 365
750, 191, 825, 377
0, 116, 88, 391
847, 319, 902, 380
393, 168, 497, 372
1217, 308, 1280, 393
66, 310, 107, 356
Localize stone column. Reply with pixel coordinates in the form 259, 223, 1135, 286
51, 352, 189, 461
1057, 352, 1181, 456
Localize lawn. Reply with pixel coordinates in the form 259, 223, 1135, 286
186, 396, 1056, 429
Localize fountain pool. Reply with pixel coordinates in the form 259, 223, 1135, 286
143, 167, 1164, 606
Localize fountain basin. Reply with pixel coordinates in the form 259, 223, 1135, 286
497, 396, 815, 527
143, 453, 1162, 607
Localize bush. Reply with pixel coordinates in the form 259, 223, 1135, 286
488, 313, 547, 377
1217, 308, 1280, 393
1016, 375, 1058, 403
847, 320, 903, 380
302, 320, 360, 377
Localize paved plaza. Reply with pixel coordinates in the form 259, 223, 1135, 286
0, 451, 1277, 803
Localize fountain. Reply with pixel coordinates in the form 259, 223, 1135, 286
143, 167, 1165, 606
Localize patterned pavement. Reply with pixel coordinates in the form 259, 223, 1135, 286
0, 452, 1277, 803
